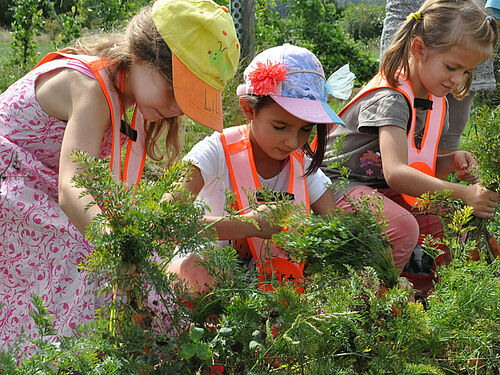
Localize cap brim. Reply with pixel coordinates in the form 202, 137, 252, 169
172, 54, 223, 132
270, 95, 345, 126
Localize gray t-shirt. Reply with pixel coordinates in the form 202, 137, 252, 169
322, 88, 449, 200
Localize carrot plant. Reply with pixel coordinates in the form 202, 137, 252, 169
1, 148, 499, 374
414, 105, 500, 263
273, 194, 399, 288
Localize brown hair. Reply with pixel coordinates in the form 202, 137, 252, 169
241, 95, 328, 177
381, 0, 498, 98
62, 6, 182, 165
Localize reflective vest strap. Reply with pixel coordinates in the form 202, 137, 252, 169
290, 151, 310, 211
432, 97, 446, 160
32, 52, 63, 69
33, 52, 122, 182
97, 69, 122, 183
122, 107, 147, 186
336, 73, 385, 119
242, 127, 262, 196
221, 125, 270, 263
226, 138, 247, 154
220, 125, 260, 212
287, 153, 295, 192
220, 130, 246, 212
34, 52, 147, 186
408, 94, 446, 169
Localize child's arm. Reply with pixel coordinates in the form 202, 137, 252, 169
36, 69, 110, 234
181, 165, 282, 240
379, 125, 499, 218
310, 188, 337, 215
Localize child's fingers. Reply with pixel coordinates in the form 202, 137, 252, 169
456, 170, 479, 183
473, 199, 497, 218
475, 187, 500, 218
466, 184, 499, 218
464, 152, 476, 167
455, 151, 474, 171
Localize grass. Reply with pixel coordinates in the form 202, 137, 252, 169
0, 39, 52, 93
0, 27, 11, 43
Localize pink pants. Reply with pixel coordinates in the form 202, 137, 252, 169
336, 186, 444, 271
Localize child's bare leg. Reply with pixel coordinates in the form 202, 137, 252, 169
167, 253, 213, 292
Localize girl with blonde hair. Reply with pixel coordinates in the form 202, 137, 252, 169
0, 0, 239, 352
322, 0, 499, 293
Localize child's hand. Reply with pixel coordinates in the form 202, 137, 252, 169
463, 184, 500, 219
454, 151, 479, 183
245, 204, 283, 239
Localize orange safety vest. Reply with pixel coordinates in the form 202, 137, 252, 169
34, 52, 147, 186
315, 72, 446, 205
220, 125, 307, 292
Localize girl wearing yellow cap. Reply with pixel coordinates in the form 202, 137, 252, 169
0, 0, 239, 354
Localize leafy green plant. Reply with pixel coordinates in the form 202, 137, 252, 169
9, 0, 44, 70
429, 258, 500, 373
340, 3, 385, 42
178, 324, 212, 362
1, 3, 500, 374
48, 0, 88, 48
274, 194, 399, 288
464, 105, 500, 194
70, 150, 215, 336
3, 247, 499, 374
255, 0, 378, 83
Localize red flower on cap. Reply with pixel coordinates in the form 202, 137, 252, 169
248, 60, 287, 96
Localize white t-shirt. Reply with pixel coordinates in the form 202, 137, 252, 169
183, 131, 330, 218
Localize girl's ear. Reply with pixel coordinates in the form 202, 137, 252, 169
410, 36, 427, 61
239, 97, 255, 122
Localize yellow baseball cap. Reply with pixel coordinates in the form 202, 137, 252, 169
152, 0, 240, 132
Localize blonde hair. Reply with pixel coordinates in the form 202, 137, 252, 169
381, 0, 498, 98
62, 6, 182, 165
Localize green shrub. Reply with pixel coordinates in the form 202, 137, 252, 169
429, 259, 500, 373
274, 195, 399, 288
255, 0, 379, 83
9, 0, 44, 69
341, 3, 385, 42
464, 105, 500, 194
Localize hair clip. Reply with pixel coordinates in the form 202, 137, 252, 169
248, 60, 287, 96
406, 12, 422, 22
487, 15, 494, 26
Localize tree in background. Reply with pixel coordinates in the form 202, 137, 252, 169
255, 0, 379, 83
10, 0, 44, 69
341, 2, 385, 43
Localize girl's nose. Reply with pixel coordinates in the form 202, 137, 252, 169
284, 132, 300, 150
450, 71, 465, 86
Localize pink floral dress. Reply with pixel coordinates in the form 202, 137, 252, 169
0, 59, 115, 354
